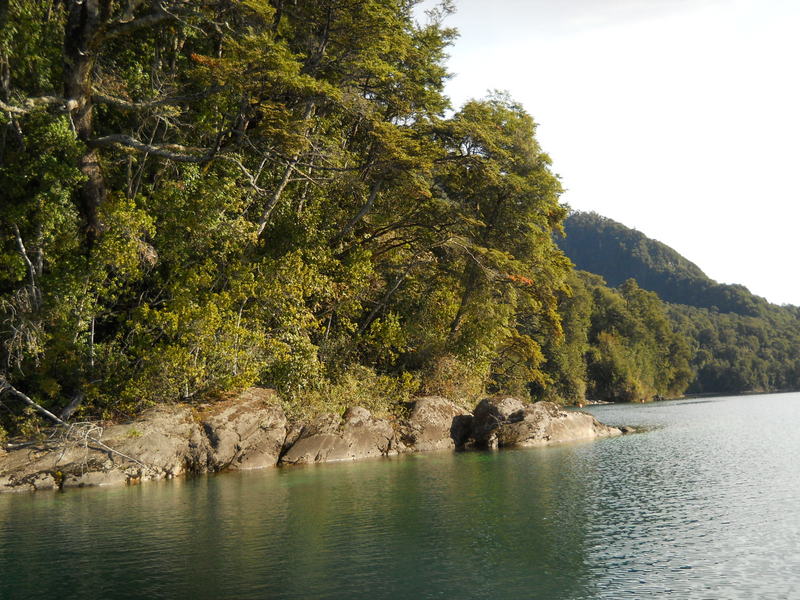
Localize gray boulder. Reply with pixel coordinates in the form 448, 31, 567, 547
196, 388, 287, 471
470, 397, 622, 449
471, 396, 527, 447
103, 405, 199, 480
1, 388, 628, 495
398, 396, 473, 452
0, 404, 198, 493
0, 387, 288, 493
280, 406, 395, 465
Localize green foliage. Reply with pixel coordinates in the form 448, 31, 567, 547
559, 212, 800, 398
282, 365, 419, 422
560, 212, 769, 317
536, 273, 693, 404
0, 1, 64, 96
6, 0, 789, 434
0, 0, 575, 431
417, 354, 487, 406
534, 270, 591, 403
583, 278, 692, 402
668, 303, 800, 394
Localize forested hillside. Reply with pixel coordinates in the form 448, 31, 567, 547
537, 272, 693, 403
558, 212, 800, 395
1, 2, 795, 439
0, 0, 582, 436
560, 211, 769, 316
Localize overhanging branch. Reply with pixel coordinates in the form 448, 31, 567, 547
92, 86, 221, 111
89, 134, 268, 194
89, 134, 210, 162
0, 379, 149, 470
96, 1, 210, 44
96, 7, 172, 44
0, 95, 65, 116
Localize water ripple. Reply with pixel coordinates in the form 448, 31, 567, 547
2, 393, 799, 599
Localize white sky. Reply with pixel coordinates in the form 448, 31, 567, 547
417, 0, 800, 306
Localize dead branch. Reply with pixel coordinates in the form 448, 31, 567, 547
0, 95, 66, 116
332, 178, 383, 243
91, 86, 221, 111
89, 134, 210, 162
12, 224, 40, 310
0, 379, 149, 470
96, 6, 172, 44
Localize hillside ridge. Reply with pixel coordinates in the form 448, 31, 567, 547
558, 211, 774, 317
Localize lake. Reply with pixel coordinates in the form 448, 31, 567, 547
1, 393, 799, 599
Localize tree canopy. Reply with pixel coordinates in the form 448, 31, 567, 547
1, 2, 796, 439
0, 0, 579, 435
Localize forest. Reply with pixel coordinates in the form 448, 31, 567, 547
1, 1, 797, 439
560, 212, 800, 396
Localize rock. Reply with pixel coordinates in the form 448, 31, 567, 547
620, 425, 636, 434
62, 470, 128, 489
0, 389, 628, 494
0, 404, 197, 493
470, 396, 527, 447
470, 398, 622, 448
197, 388, 287, 471
398, 396, 473, 452
281, 422, 305, 455
102, 405, 199, 481
0, 442, 142, 492
0, 387, 288, 493
0, 445, 63, 493
29, 472, 59, 491
280, 406, 395, 465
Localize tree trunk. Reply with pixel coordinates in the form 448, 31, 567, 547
64, 0, 107, 248
332, 178, 383, 244
447, 197, 506, 340
448, 262, 479, 341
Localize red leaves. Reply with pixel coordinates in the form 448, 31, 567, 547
506, 273, 534, 286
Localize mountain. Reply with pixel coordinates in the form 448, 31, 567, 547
557, 211, 800, 395
558, 211, 770, 317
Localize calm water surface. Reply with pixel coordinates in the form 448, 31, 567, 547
2, 393, 800, 599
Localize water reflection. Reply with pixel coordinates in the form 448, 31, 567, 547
2, 393, 800, 599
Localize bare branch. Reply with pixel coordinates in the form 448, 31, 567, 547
356, 262, 415, 337
0, 100, 27, 115
92, 86, 221, 111
0, 379, 149, 470
96, 7, 172, 44
89, 134, 210, 162
0, 379, 67, 428
0, 95, 65, 116
90, 134, 269, 196
12, 224, 40, 310
96, 0, 210, 44
332, 178, 383, 244
256, 157, 299, 235
217, 155, 266, 193
256, 101, 317, 234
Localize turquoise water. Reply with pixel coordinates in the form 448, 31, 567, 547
2, 393, 800, 599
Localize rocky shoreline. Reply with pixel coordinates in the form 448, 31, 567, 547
0, 388, 629, 494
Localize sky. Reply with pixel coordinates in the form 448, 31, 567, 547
417, 0, 800, 306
